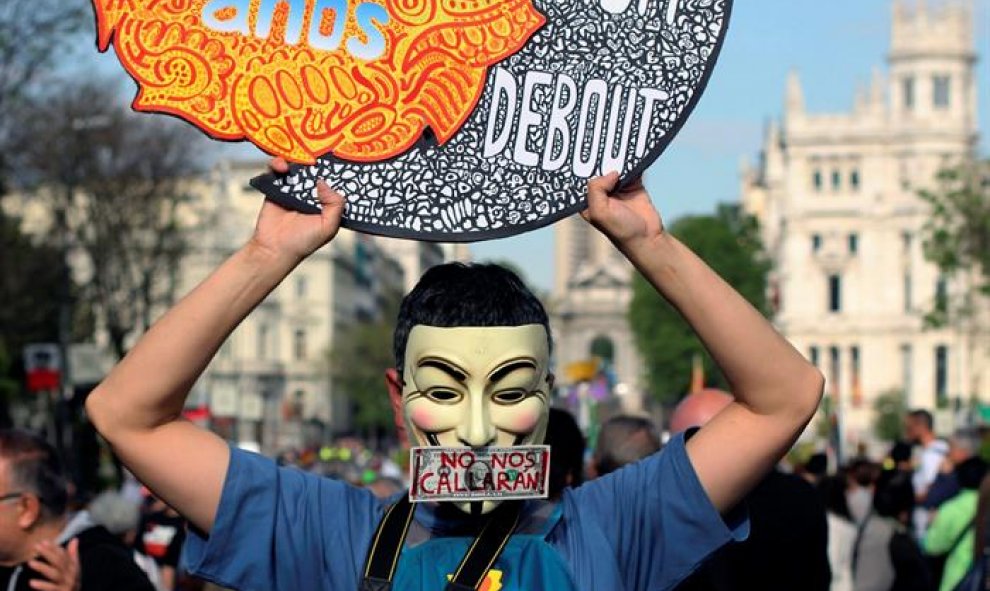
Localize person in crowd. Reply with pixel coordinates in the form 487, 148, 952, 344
86, 169, 825, 590
924, 430, 981, 512
669, 389, 831, 591
877, 441, 916, 529
842, 458, 930, 591
803, 452, 830, 486
134, 494, 187, 591
545, 408, 586, 498
589, 414, 660, 478
925, 457, 989, 591
0, 429, 156, 591
88, 490, 166, 591
905, 410, 950, 539
818, 473, 856, 591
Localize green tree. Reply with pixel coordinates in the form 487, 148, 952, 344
629, 205, 770, 402
328, 294, 402, 442
872, 389, 907, 442
920, 162, 990, 327
10, 78, 202, 360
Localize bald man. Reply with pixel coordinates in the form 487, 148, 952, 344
671, 390, 831, 591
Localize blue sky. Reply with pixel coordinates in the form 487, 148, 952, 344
82, 1, 988, 290
472, 0, 990, 290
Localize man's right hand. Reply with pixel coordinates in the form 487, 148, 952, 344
27, 539, 80, 591
249, 158, 345, 263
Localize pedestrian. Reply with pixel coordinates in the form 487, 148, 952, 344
843, 458, 930, 591
87, 169, 825, 590
905, 410, 950, 540
669, 389, 831, 591
877, 441, 916, 529
545, 408, 586, 498
588, 414, 660, 478
88, 490, 166, 591
0, 429, 156, 591
925, 457, 989, 591
134, 494, 187, 591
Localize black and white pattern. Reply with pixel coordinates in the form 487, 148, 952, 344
253, 0, 732, 242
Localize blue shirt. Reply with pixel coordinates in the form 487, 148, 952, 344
183, 433, 748, 591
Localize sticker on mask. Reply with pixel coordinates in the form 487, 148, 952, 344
409, 446, 550, 503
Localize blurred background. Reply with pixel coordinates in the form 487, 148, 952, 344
0, 4, 989, 586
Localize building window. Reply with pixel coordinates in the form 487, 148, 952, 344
904, 272, 913, 312
828, 275, 842, 313
933, 75, 951, 109
850, 170, 861, 191
831, 170, 842, 191
900, 344, 912, 398
935, 345, 949, 406
809, 346, 820, 367
829, 346, 841, 398
903, 76, 915, 110
935, 275, 949, 313
293, 329, 307, 360
812, 234, 822, 253
813, 170, 823, 191
257, 323, 269, 360
850, 346, 862, 407
296, 276, 308, 298
848, 234, 858, 255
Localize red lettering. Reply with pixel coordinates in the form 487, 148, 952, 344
440, 451, 459, 468
418, 471, 436, 495
491, 453, 507, 470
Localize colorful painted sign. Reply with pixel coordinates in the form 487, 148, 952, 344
409, 445, 550, 502
94, 0, 732, 241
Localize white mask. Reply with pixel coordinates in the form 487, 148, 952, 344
400, 324, 552, 513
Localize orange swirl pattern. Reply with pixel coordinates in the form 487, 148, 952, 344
94, 0, 545, 163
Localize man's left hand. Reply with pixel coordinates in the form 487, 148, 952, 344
27, 538, 80, 591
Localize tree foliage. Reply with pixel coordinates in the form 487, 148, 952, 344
9, 78, 204, 359
872, 389, 907, 443
328, 294, 402, 439
628, 205, 770, 402
920, 162, 990, 327
0, 1, 87, 181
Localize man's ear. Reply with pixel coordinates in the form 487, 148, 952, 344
17, 494, 42, 530
385, 368, 409, 449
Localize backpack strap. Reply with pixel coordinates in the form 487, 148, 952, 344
851, 511, 873, 576
360, 497, 416, 591
359, 499, 522, 591
445, 501, 522, 591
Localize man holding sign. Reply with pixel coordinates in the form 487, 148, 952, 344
86, 167, 824, 590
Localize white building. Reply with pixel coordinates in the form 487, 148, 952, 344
182, 159, 456, 452
551, 214, 647, 415
741, 0, 986, 445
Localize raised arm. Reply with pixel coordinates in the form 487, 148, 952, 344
583, 173, 824, 513
85, 171, 344, 533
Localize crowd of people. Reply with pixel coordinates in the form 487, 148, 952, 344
5, 402, 990, 591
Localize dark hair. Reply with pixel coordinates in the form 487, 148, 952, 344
594, 415, 661, 476
847, 458, 880, 487
956, 457, 988, 490
393, 263, 551, 371
0, 430, 68, 520
889, 440, 913, 463
908, 409, 934, 431
805, 452, 828, 477
545, 408, 585, 498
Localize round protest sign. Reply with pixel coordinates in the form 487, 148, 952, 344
94, 0, 731, 241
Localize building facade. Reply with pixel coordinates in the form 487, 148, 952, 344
741, 0, 986, 444
551, 213, 647, 415
181, 158, 460, 452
